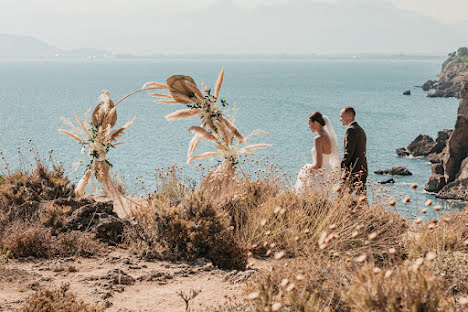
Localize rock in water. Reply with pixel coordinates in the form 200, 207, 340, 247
396, 148, 410, 157
407, 135, 436, 157
437, 179, 468, 200
403, 90, 411, 95
425, 174, 447, 193
396, 135, 436, 157
422, 80, 436, 91
374, 167, 412, 176
378, 178, 395, 184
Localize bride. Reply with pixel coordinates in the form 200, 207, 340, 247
294, 112, 340, 194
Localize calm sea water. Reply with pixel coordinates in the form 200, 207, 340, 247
0, 58, 464, 218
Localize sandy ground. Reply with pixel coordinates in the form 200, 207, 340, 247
0, 249, 260, 312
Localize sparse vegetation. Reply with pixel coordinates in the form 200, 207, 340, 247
20, 283, 105, 312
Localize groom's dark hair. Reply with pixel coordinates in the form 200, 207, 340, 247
342, 106, 356, 117
308, 112, 326, 126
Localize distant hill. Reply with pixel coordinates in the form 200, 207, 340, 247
0, 34, 111, 59
0, 34, 60, 58
422, 47, 468, 98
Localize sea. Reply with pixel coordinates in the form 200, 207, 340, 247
0, 57, 464, 219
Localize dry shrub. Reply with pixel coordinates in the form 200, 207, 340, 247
156, 192, 247, 270
343, 264, 455, 312
20, 283, 104, 312
127, 192, 247, 270
406, 208, 468, 259
428, 251, 468, 296
219, 178, 280, 233
0, 222, 102, 258
247, 256, 352, 312
0, 162, 71, 210
233, 187, 407, 265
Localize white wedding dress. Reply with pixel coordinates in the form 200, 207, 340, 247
294, 115, 341, 194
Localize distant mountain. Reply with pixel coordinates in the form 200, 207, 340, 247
0, 34, 60, 58
0, 34, 112, 59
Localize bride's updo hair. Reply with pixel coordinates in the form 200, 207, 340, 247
308, 112, 326, 126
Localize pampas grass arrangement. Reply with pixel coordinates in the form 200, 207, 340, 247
143, 68, 271, 165
143, 68, 271, 201
58, 90, 135, 211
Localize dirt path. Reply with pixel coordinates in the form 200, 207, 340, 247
0, 249, 258, 312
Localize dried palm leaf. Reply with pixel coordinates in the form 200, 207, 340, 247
113, 142, 125, 146
92, 98, 116, 127
58, 129, 82, 142
167, 75, 204, 104
190, 152, 221, 162
214, 68, 224, 99
165, 108, 200, 121
142, 82, 169, 90
188, 126, 218, 142
104, 107, 117, 128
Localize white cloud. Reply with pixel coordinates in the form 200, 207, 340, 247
6, 0, 217, 14
231, 0, 288, 9
310, 0, 336, 3
386, 0, 468, 23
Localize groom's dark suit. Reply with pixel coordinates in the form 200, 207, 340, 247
341, 122, 368, 193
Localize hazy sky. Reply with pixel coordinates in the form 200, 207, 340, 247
1, 0, 467, 54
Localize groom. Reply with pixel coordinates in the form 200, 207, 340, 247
340, 107, 368, 194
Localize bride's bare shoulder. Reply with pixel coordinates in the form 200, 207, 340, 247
315, 133, 331, 153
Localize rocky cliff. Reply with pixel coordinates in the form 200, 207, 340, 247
425, 77, 468, 200
422, 47, 468, 98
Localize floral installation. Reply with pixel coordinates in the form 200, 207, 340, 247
58, 90, 135, 201
142, 69, 271, 165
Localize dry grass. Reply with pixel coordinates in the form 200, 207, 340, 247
0, 222, 102, 258
20, 283, 105, 312
343, 263, 454, 312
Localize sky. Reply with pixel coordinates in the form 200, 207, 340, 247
1, 0, 467, 55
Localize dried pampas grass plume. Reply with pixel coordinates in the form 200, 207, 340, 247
58, 90, 136, 216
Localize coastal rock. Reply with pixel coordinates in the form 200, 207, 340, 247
428, 153, 443, 163
397, 135, 436, 157
396, 148, 410, 157
377, 178, 395, 185
425, 174, 446, 193
429, 129, 453, 154
422, 80, 436, 91
456, 157, 468, 180
436, 179, 468, 200
432, 163, 444, 175
64, 200, 129, 245
407, 135, 435, 157
403, 90, 411, 95
374, 167, 412, 176
422, 48, 468, 98
425, 77, 468, 199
